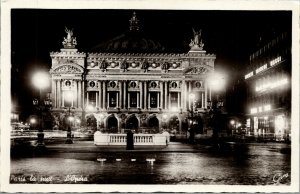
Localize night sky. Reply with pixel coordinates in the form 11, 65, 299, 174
11, 9, 292, 120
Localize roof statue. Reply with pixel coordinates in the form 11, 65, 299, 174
189, 28, 205, 51
129, 12, 139, 31
62, 27, 77, 49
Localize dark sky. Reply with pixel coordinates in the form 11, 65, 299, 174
11, 9, 292, 119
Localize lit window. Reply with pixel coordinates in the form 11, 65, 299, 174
170, 92, 178, 107
256, 78, 288, 92
270, 56, 282, 67
245, 72, 253, 79
130, 92, 137, 107
150, 92, 157, 108
256, 64, 267, 74
109, 92, 117, 107
258, 107, 262, 112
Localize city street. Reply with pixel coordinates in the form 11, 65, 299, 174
10, 141, 291, 185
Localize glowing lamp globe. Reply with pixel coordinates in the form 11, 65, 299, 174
32, 72, 50, 90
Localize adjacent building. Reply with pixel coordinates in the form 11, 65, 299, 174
244, 31, 291, 140
48, 13, 216, 135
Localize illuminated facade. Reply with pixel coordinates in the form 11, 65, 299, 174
244, 32, 291, 140
48, 13, 216, 135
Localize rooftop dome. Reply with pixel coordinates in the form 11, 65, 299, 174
91, 12, 165, 53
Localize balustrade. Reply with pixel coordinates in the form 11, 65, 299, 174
94, 132, 167, 146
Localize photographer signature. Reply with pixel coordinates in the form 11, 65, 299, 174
273, 173, 289, 184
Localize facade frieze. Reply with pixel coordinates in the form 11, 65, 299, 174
50, 63, 84, 74
51, 59, 85, 68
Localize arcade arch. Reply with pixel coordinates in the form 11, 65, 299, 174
148, 116, 159, 133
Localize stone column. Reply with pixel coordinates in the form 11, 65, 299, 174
139, 81, 143, 109
57, 80, 61, 108
144, 81, 147, 109
119, 81, 123, 109
148, 92, 150, 109
71, 92, 74, 107
107, 92, 110, 109
74, 80, 78, 108
205, 81, 208, 108
62, 91, 65, 107
123, 81, 127, 109
116, 92, 119, 108
168, 91, 171, 109
157, 92, 160, 109
82, 81, 85, 108
103, 81, 106, 109
78, 80, 82, 109
99, 81, 102, 109
164, 81, 168, 110
180, 83, 184, 109
137, 92, 140, 108
52, 80, 57, 108
96, 92, 98, 107
51, 79, 55, 108
160, 81, 163, 108
178, 92, 180, 108
202, 92, 204, 108
188, 81, 192, 110
184, 81, 188, 111
128, 93, 130, 108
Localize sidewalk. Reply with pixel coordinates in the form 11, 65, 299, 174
46, 141, 203, 153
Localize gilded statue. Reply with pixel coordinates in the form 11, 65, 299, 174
189, 28, 204, 50
62, 27, 77, 48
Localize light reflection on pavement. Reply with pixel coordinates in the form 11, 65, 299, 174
10, 143, 291, 184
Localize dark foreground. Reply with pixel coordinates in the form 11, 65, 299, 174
10, 141, 291, 185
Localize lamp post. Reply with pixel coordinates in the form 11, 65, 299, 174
64, 90, 76, 144
65, 106, 75, 144
207, 98, 223, 146
207, 72, 225, 145
188, 93, 196, 144
32, 71, 50, 149
64, 91, 75, 144
230, 120, 236, 136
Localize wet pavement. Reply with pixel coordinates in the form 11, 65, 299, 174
10, 141, 291, 185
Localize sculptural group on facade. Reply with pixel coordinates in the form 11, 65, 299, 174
121, 59, 128, 72
100, 59, 107, 72
162, 62, 169, 73
189, 28, 204, 50
62, 27, 77, 48
141, 60, 149, 72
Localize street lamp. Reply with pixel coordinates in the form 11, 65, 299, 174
32, 71, 50, 149
230, 120, 236, 136
30, 117, 37, 130
188, 93, 196, 144
64, 92, 75, 144
207, 72, 226, 140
